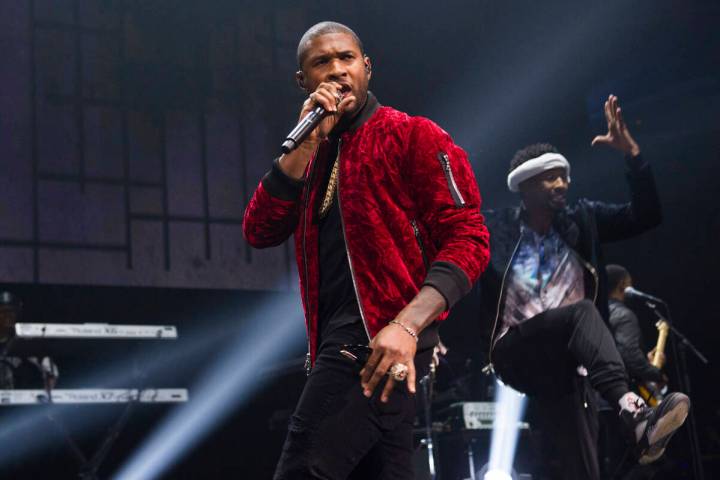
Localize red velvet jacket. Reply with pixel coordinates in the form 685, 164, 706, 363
243, 99, 490, 364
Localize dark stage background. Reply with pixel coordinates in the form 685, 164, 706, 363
0, 0, 718, 478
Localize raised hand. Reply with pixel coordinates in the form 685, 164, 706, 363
278, 82, 355, 180
591, 94, 641, 157
301, 81, 356, 143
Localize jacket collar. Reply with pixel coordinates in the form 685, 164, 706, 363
331, 91, 380, 138
552, 208, 580, 248
512, 204, 580, 249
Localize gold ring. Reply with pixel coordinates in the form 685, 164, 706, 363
389, 363, 408, 382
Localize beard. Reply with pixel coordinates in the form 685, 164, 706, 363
548, 193, 567, 210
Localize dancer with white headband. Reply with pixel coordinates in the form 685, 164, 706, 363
473, 95, 689, 479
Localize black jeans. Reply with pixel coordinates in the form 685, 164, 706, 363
493, 300, 629, 480
273, 346, 432, 480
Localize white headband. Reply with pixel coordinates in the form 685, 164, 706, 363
507, 152, 571, 192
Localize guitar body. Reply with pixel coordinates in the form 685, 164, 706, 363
638, 382, 664, 407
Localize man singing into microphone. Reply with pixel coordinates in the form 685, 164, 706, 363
243, 21, 489, 479
478, 96, 689, 479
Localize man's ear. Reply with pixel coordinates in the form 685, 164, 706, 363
364, 56, 372, 78
295, 70, 307, 91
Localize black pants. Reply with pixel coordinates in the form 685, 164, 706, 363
274, 346, 432, 480
493, 300, 629, 480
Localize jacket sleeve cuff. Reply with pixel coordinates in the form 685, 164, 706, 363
261, 158, 305, 201
625, 153, 648, 172
422, 261, 472, 309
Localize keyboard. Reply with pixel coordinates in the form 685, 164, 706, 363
14, 323, 178, 339
0, 388, 188, 405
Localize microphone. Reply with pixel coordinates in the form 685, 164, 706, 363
281, 90, 347, 154
281, 104, 328, 154
624, 286, 664, 304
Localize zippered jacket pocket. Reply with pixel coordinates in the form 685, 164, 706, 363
437, 151, 466, 207
411, 219, 429, 269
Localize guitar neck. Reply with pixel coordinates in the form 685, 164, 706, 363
652, 321, 669, 368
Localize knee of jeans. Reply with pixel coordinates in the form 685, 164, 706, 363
288, 413, 315, 436
572, 299, 600, 322
576, 298, 596, 311
274, 419, 316, 479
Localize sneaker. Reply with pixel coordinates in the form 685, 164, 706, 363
619, 391, 690, 464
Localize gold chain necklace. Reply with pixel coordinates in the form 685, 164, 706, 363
318, 153, 340, 219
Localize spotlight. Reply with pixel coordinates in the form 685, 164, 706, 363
483, 469, 512, 480
485, 378, 527, 479
477, 463, 524, 480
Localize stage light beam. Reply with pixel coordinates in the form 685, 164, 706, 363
485, 378, 527, 480
112, 294, 305, 480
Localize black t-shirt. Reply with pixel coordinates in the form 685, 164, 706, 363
315, 95, 382, 352
316, 133, 367, 352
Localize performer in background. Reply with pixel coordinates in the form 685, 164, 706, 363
243, 21, 489, 479
606, 264, 667, 392
0, 291, 58, 390
598, 264, 670, 478
478, 95, 689, 479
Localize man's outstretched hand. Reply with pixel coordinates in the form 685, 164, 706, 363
591, 94, 641, 157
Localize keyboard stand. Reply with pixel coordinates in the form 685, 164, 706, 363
39, 390, 141, 480
1, 322, 186, 478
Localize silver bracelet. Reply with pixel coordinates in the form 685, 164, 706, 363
389, 320, 418, 342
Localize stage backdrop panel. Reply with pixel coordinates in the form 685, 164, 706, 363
0, 1, 319, 291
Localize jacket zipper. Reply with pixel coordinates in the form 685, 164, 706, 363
301, 148, 320, 375
336, 139, 372, 341
487, 238, 521, 370
411, 219, 429, 269
437, 152, 466, 207
572, 250, 599, 304
571, 250, 599, 392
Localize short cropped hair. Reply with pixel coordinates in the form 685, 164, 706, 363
606, 264, 631, 293
509, 143, 559, 173
296, 21, 364, 68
